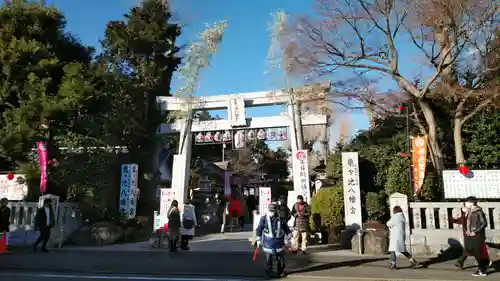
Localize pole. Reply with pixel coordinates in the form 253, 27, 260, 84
406, 104, 414, 255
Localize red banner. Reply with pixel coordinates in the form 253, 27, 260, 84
411, 136, 428, 195
36, 141, 47, 193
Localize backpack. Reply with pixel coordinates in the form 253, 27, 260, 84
183, 218, 194, 229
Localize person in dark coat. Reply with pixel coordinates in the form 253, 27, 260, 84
0, 198, 11, 249
277, 197, 290, 222
450, 202, 492, 270
167, 200, 181, 252
462, 196, 490, 277
255, 203, 292, 278
33, 199, 55, 252
290, 195, 311, 254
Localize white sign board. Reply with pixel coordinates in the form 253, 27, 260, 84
119, 164, 139, 219
0, 174, 28, 200
160, 188, 175, 215
258, 187, 271, 215
342, 152, 363, 230
293, 150, 311, 203
443, 170, 500, 199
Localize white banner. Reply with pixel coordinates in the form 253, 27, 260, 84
443, 170, 500, 199
160, 188, 175, 216
0, 174, 28, 201
292, 150, 311, 203
341, 152, 363, 230
258, 187, 271, 215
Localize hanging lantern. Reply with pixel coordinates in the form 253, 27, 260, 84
7, 172, 14, 180
458, 164, 469, 176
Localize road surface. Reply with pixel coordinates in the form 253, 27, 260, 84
1, 249, 499, 280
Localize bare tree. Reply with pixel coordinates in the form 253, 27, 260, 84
279, 0, 499, 171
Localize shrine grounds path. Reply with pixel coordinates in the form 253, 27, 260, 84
1, 247, 499, 281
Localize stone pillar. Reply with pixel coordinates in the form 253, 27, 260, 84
171, 114, 193, 207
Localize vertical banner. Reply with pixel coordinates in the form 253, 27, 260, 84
341, 152, 363, 230
411, 136, 428, 195
292, 150, 311, 203
36, 142, 48, 193
128, 164, 139, 219
119, 164, 131, 217
258, 187, 271, 215
160, 188, 175, 216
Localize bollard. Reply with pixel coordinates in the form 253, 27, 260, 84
58, 226, 64, 248
357, 229, 363, 255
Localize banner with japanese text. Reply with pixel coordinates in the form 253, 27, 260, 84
411, 136, 428, 195
119, 164, 139, 219
292, 150, 311, 204
36, 141, 47, 193
341, 152, 362, 230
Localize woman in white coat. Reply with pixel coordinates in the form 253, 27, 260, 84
387, 206, 419, 269
180, 201, 197, 250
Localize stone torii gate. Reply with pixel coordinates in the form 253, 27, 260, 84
156, 83, 330, 206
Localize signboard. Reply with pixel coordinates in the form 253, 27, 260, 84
292, 150, 311, 203
0, 174, 28, 200
228, 97, 246, 127
119, 164, 139, 219
341, 152, 363, 230
258, 187, 271, 215
411, 136, 428, 194
443, 170, 500, 199
160, 188, 175, 215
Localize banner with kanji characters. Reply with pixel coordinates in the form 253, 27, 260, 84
411, 136, 427, 195
119, 164, 139, 219
258, 187, 271, 215
341, 152, 362, 230
292, 150, 311, 203
36, 141, 47, 193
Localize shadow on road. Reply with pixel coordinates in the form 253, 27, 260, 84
288, 256, 387, 274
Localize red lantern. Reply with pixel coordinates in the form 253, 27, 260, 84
7, 172, 14, 180
458, 164, 469, 176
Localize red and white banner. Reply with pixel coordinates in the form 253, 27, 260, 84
36, 141, 48, 193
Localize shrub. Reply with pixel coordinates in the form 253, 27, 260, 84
309, 186, 344, 231
365, 192, 386, 221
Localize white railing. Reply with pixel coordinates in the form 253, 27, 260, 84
6, 201, 82, 246
389, 193, 500, 255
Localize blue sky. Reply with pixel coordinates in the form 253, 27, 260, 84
38, 0, 426, 149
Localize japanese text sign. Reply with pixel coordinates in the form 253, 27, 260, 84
293, 150, 311, 203
342, 152, 362, 230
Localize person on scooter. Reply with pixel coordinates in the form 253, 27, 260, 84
255, 203, 292, 278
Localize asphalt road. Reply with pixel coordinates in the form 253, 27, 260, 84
0, 250, 315, 279
0, 272, 261, 281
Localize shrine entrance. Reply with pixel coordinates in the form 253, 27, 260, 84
156, 83, 330, 211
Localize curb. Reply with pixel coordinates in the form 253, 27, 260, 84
287, 275, 473, 281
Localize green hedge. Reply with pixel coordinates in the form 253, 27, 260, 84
309, 186, 344, 231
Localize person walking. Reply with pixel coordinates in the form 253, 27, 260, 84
0, 198, 11, 252
238, 196, 248, 230
180, 201, 197, 250
255, 203, 292, 278
167, 200, 181, 252
462, 196, 490, 277
451, 202, 493, 270
33, 199, 55, 252
290, 195, 311, 254
387, 206, 419, 270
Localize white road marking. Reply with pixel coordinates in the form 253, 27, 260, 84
0, 272, 252, 281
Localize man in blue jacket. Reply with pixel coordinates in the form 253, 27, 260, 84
255, 203, 292, 278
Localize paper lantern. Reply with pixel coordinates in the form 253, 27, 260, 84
7, 172, 14, 180
458, 164, 469, 176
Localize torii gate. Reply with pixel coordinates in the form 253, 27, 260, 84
156, 83, 330, 207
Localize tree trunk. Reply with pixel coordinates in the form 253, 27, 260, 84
453, 118, 466, 165
418, 100, 445, 172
